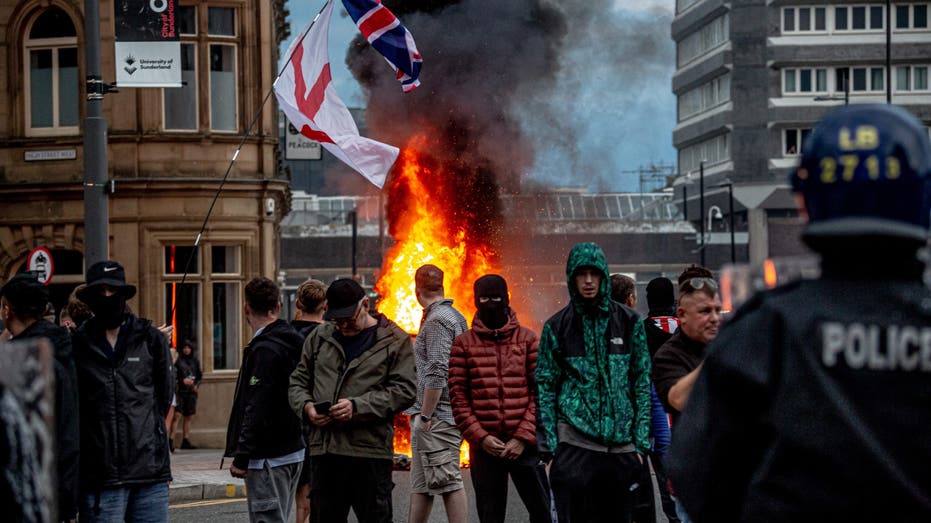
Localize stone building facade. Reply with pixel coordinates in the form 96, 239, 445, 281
0, 0, 290, 446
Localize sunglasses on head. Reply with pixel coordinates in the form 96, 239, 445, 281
681, 277, 718, 293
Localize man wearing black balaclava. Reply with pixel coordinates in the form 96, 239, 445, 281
72, 260, 173, 522
448, 275, 552, 523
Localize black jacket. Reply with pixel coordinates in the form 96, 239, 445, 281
16, 320, 80, 520
72, 314, 173, 489
225, 319, 304, 469
175, 352, 202, 394
669, 276, 931, 522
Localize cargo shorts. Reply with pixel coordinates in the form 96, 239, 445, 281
410, 416, 464, 495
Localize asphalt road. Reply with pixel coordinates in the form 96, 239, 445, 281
170, 469, 531, 522
169, 468, 671, 522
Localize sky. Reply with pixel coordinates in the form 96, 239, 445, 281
281, 0, 677, 193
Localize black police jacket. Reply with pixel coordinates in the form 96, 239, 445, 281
16, 320, 80, 520
72, 315, 173, 489
669, 277, 931, 522
225, 319, 305, 469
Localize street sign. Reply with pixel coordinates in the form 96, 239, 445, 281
26, 246, 54, 285
114, 0, 182, 87
285, 123, 323, 160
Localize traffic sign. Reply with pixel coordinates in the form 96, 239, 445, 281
26, 247, 54, 285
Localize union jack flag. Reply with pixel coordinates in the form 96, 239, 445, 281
341, 0, 422, 92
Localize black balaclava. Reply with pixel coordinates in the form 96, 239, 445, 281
474, 274, 509, 330
88, 293, 127, 329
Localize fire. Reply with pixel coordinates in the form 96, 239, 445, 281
375, 135, 499, 333
393, 414, 470, 468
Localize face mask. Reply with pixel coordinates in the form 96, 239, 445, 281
477, 298, 508, 330
89, 294, 126, 329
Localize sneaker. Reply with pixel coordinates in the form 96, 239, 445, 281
181, 438, 196, 450
169, 438, 175, 453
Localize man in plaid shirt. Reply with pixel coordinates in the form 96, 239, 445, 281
408, 264, 469, 523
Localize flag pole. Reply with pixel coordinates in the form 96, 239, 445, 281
169, 0, 334, 322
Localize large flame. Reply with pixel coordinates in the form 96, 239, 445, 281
375, 134, 499, 333
393, 414, 470, 468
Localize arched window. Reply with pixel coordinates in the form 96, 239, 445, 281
24, 7, 79, 136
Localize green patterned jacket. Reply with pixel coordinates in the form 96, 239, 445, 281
536, 242, 652, 455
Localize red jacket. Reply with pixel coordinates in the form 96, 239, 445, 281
448, 310, 539, 446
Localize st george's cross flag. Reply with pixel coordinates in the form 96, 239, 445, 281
274, 0, 398, 188
341, 0, 422, 92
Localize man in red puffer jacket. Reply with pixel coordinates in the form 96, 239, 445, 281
449, 274, 551, 523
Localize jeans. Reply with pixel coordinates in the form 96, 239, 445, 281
674, 497, 694, 523
244, 460, 302, 523
79, 482, 169, 523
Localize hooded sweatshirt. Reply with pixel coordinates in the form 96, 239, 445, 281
535, 243, 652, 455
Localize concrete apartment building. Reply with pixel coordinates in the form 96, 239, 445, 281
671, 0, 931, 262
0, 0, 290, 446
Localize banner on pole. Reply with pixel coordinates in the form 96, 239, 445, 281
114, 0, 182, 87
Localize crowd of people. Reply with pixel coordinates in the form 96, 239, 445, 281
0, 105, 929, 522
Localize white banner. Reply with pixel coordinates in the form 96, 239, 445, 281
114, 0, 181, 87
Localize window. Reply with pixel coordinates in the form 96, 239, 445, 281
784, 128, 812, 156
896, 65, 930, 91
896, 4, 930, 29
24, 8, 79, 136
677, 14, 729, 67
162, 243, 243, 371
678, 134, 729, 174
783, 68, 828, 94
840, 66, 886, 92
678, 74, 730, 121
782, 6, 828, 33
835, 5, 886, 31
163, 5, 239, 132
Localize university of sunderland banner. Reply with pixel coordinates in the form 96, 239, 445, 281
114, 0, 181, 87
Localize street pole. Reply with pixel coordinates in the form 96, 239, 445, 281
699, 161, 705, 267
886, 0, 892, 104
350, 209, 358, 279
727, 183, 735, 263
83, 0, 109, 267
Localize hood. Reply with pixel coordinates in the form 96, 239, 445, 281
565, 242, 611, 311
17, 319, 73, 361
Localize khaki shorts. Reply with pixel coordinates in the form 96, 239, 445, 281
410, 417, 464, 495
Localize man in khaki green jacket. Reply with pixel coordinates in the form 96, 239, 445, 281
289, 279, 416, 523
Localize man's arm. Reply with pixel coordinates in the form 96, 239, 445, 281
289, 333, 317, 420
629, 320, 652, 455
534, 323, 561, 456
448, 336, 489, 444
150, 325, 173, 417
514, 330, 540, 445
417, 318, 456, 418
667, 364, 702, 412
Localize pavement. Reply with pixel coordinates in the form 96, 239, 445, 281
169, 448, 247, 503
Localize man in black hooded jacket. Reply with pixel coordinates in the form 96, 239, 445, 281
1, 271, 80, 522
72, 260, 173, 522
225, 277, 305, 522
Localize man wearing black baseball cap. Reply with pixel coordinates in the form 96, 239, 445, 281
290, 278, 416, 521
71, 260, 173, 522
1, 272, 80, 522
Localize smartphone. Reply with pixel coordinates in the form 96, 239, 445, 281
313, 400, 332, 415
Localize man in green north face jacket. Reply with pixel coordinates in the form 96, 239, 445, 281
536, 242, 652, 522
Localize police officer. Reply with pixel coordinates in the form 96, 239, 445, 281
667, 104, 931, 522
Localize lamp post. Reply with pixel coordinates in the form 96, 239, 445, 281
886, 0, 892, 104
699, 161, 705, 267
83, 0, 109, 266
714, 182, 736, 263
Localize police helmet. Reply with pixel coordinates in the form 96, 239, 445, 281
790, 104, 931, 241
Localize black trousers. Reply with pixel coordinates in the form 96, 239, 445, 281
469, 446, 552, 523
308, 454, 393, 523
651, 453, 680, 523
549, 443, 642, 523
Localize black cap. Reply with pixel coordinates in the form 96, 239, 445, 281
324, 279, 366, 320
0, 272, 49, 317
77, 260, 137, 302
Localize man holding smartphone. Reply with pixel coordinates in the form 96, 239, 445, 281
289, 279, 416, 522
